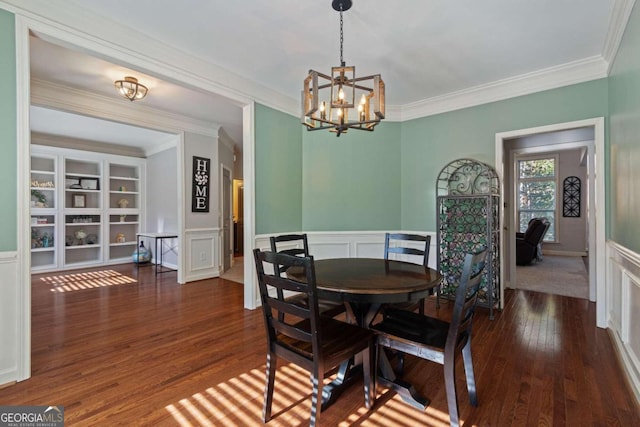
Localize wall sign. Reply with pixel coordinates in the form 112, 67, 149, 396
192, 156, 210, 212
562, 176, 581, 217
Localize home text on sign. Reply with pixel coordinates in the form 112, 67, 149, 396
192, 156, 210, 212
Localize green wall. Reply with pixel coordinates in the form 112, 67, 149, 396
290, 80, 608, 234
401, 79, 609, 231
608, 2, 640, 253
0, 9, 16, 251
302, 121, 401, 231
254, 103, 303, 234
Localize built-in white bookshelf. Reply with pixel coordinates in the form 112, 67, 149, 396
30, 153, 58, 271
30, 145, 145, 272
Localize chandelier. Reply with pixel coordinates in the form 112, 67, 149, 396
302, 0, 385, 137
114, 76, 148, 101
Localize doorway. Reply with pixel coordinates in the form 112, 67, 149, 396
495, 117, 607, 327
222, 166, 232, 272
14, 16, 256, 382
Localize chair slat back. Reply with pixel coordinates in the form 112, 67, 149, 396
270, 234, 310, 275
253, 249, 321, 353
384, 233, 430, 267
447, 247, 488, 354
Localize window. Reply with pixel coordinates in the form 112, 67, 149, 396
517, 155, 557, 241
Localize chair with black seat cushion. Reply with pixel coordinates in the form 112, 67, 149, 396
515, 217, 550, 265
371, 247, 488, 427
384, 232, 431, 315
270, 234, 346, 318
253, 249, 376, 427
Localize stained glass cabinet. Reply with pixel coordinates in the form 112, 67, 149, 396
436, 159, 501, 319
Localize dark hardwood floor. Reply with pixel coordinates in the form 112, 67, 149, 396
0, 263, 638, 426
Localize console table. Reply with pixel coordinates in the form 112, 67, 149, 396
136, 232, 178, 275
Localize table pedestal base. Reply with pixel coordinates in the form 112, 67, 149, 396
321, 347, 429, 411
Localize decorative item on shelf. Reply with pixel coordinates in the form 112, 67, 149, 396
80, 178, 99, 190
132, 241, 151, 264
119, 215, 126, 222
301, 0, 385, 136
119, 185, 127, 192
37, 217, 48, 224
31, 229, 40, 248
69, 183, 83, 189
118, 198, 129, 209
31, 229, 52, 248
65, 235, 74, 247
72, 194, 86, 208
71, 216, 93, 224
74, 229, 87, 245
31, 179, 54, 188
31, 189, 47, 208
41, 232, 50, 248
31, 217, 38, 225
115, 233, 126, 243
86, 234, 98, 245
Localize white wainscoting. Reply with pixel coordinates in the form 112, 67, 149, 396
255, 230, 437, 264
607, 241, 640, 402
0, 251, 19, 386
184, 228, 220, 282
253, 231, 437, 307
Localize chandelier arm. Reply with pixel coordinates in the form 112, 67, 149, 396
311, 70, 333, 80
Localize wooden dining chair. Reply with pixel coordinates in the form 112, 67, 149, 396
270, 233, 345, 318
384, 232, 432, 314
253, 249, 376, 427
371, 247, 488, 427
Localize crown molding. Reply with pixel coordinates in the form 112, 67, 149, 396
144, 136, 180, 158
0, 0, 628, 124
1, 0, 298, 116
31, 78, 220, 138
603, 0, 637, 73
31, 131, 146, 157
218, 129, 235, 154
399, 56, 608, 121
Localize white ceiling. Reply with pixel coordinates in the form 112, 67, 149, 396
27, 0, 620, 150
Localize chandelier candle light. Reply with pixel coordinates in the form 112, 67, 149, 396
302, 0, 385, 136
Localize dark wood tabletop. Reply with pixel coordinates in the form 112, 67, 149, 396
289, 257, 441, 305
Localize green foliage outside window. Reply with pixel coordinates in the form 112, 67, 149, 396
518, 158, 556, 240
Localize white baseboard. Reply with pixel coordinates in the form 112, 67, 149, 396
544, 250, 588, 257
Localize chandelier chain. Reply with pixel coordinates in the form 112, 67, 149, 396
339, 6, 344, 66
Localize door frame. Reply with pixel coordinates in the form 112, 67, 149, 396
14, 13, 257, 381
495, 117, 606, 327
220, 164, 233, 272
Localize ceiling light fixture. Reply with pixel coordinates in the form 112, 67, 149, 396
114, 76, 148, 101
302, 0, 385, 137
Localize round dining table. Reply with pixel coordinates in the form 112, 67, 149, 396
288, 257, 442, 410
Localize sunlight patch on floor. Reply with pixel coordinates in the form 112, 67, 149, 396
165, 362, 453, 426
38, 269, 137, 293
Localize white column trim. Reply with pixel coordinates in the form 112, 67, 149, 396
243, 103, 256, 310
15, 15, 31, 381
